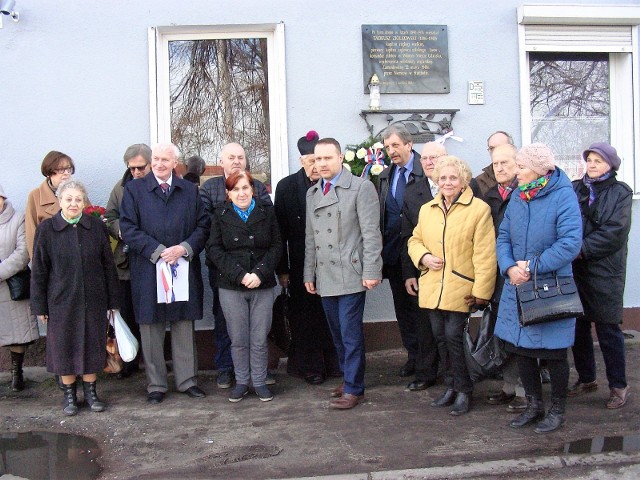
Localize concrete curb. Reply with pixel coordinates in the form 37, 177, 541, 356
283, 451, 640, 480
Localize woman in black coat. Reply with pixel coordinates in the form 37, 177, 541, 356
206, 171, 282, 403
570, 142, 632, 409
31, 179, 120, 416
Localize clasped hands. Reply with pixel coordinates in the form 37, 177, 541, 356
507, 260, 530, 287
242, 272, 262, 289
160, 245, 187, 265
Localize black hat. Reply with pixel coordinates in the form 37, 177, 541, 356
297, 130, 319, 155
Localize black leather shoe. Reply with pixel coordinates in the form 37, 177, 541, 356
304, 374, 326, 385
407, 380, 435, 391
399, 360, 416, 377
431, 388, 456, 407
450, 392, 472, 416
486, 391, 516, 405
184, 386, 206, 398
147, 391, 165, 404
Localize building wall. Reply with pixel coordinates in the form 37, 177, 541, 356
1, 0, 638, 327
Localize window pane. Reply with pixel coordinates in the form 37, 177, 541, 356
530, 52, 609, 179
169, 38, 271, 188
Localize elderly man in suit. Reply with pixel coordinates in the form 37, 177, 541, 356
199, 142, 272, 390
399, 141, 447, 390
120, 143, 210, 404
304, 137, 383, 410
274, 131, 339, 385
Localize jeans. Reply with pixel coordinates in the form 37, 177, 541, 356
572, 320, 627, 389
321, 292, 367, 396
208, 268, 234, 372
428, 309, 472, 394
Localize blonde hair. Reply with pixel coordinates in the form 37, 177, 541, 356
431, 155, 472, 187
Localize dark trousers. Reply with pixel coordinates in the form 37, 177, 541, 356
386, 264, 420, 362
321, 292, 367, 396
572, 320, 627, 389
517, 353, 569, 399
207, 268, 234, 372
428, 309, 472, 394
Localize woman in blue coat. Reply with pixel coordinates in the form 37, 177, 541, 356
494, 144, 582, 433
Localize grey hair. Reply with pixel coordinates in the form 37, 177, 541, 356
56, 178, 89, 202
123, 143, 152, 166
152, 143, 181, 161
382, 124, 413, 145
486, 131, 515, 145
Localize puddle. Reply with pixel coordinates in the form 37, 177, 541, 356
564, 434, 640, 454
0, 431, 102, 479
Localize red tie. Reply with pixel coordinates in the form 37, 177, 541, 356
323, 182, 331, 195
160, 183, 169, 195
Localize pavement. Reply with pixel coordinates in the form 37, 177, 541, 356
1, 333, 640, 480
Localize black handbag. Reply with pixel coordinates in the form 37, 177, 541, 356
516, 258, 583, 327
463, 304, 508, 382
269, 287, 292, 353
6, 266, 31, 301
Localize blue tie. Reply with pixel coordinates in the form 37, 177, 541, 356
395, 166, 407, 205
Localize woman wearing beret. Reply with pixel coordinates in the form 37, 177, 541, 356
494, 143, 582, 433
569, 142, 632, 409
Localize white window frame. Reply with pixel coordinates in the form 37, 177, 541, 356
148, 23, 288, 191
517, 4, 640, 193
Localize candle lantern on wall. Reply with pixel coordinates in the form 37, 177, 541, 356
368, 74, 381, 111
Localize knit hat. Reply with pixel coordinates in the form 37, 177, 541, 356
297, 130, 320, 155
582, 142, 621, 171
516, 143, 556, 176
0, 184, 5, 199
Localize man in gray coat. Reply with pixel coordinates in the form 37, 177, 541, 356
304, 138, 383, 409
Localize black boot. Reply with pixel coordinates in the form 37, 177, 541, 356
63, 382, 78, 416
10, 351, 25, 392
82, 381, 106, 412
431, 388, 456, 407
534, 397, 566, 433
450, 392, 472, 416
510, 395, 545, 428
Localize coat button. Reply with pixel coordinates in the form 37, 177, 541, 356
330, 261, 335, 265
327, 213, 332, 217
327, 229, 332, 233
234, 237, 239, 241
328, 245, 333, 249
249, 235, 254, 239
316, 246, 320, 250
315, 230, 319, 234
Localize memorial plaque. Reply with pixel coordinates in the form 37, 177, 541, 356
362, 25, 449, 94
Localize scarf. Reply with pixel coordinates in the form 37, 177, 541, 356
519, 171, 552, 202
498, 177, 519, 201
582, 171, 612, 206
61, 212, 82, 224
233, 198, 255, 223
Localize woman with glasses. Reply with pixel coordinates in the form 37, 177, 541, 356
25, 151, 76, 260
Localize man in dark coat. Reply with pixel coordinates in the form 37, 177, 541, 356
199, 142, 272, 389
120, 143, 210, 404
379, 125, 427, 381
274, 131, 339, 385
474, 131, 514, 198
399, 141, 446, 390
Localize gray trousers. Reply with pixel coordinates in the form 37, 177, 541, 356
139, 320, 198, 393
219, 288, 273, 387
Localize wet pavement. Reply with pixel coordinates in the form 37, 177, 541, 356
1, 333, 639, 479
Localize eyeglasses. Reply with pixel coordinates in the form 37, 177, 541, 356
421, 154, 443, 162
128, 165, 148, 172
54, 167, 73, 174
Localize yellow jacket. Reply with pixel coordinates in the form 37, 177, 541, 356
408, 187, 496, 312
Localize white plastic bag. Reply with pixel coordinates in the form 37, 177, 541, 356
110, 310, 139, 363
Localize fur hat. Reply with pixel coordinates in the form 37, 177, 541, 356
516, 143, 556, 176
297, 130, 320, 156
582, 142, 621, 171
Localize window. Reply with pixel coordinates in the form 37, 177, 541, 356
518, 5, 640, 191
149, 24, 288, 192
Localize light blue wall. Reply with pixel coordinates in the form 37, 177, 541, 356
1, 0, 638, 318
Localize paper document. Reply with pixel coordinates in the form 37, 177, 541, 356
156, 258, 189, 303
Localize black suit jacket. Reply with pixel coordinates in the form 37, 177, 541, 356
400, 176, 435, 281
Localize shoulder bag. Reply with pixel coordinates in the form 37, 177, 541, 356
516, 258, 584, 327
463, 304, 508, 382
6, 266, 31, 301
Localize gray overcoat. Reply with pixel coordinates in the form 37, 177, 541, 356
303, 168, 383, 297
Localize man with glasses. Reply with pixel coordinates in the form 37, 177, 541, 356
474, 131, 514, 198
400, 141, 447, 391
105, 144, 152, 378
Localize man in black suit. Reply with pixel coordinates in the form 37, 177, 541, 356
274, 131, 339, 385
399, 141, 447, 390
379, 125, 431, 384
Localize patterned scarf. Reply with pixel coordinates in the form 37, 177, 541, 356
233, 198, 255, 223
498, 177, 519, 201
518, 171, 552, 202
582, 171, 612, 206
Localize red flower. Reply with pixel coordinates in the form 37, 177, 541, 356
84, 205, 106, 217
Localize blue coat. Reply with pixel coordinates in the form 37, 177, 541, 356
494, 168, 582, 350
120, 174, 211, 324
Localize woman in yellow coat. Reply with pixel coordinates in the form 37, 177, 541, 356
408, 156, 496, 416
